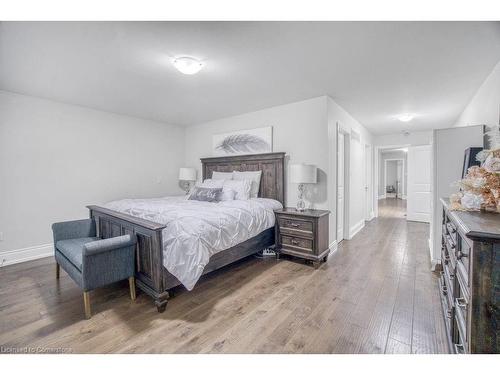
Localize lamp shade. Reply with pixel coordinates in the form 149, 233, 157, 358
179, 167, 197, 181
289, 164, 317, 184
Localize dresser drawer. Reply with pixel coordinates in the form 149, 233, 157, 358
280, 234, 313, 253
278, 217, 313, 233
456, 234, 471, 287
443, 262, 455, 302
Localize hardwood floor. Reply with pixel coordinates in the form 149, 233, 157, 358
0, 199, 448, 353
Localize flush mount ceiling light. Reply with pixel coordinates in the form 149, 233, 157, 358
172, 56, 204, 75
396, 113, 415, 122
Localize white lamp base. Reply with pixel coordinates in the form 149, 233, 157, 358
296, 184, 306, 211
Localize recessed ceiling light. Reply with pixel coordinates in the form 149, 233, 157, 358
397, 113, 415, 122
172, 56, 204, 75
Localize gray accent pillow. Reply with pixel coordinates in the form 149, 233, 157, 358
188, 187, 223, 202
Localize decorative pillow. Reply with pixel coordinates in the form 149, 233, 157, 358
188, 187, 223, 202
233, 171, 262, 198
218, 188, 236, 201
196, 178, 225, 188
212, 171, 233, 180
223, 179, 251, 200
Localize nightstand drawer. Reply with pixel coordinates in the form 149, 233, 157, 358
278, 217, 313, 233
280, 234, 313, 252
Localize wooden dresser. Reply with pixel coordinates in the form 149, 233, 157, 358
274, 208, 330, 268
440, 198, 500, 353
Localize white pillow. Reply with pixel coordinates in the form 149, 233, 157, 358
212, 171, 233, 180
196, 178, 225, 188
233, 171, 262, 198
218, 189, 236, 201
223, 180, 251, 200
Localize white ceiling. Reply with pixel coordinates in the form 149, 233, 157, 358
1, 22, 499, 134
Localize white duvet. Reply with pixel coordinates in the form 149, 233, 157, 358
104, 196, 282, 290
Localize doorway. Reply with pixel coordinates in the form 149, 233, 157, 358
384, 159, 405, 199
337, 125, 350, 243
376, 147, 408, 219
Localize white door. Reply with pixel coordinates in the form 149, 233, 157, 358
337, 132, 345, 242
365, 144, 372, 220
407, 145, 431, 222
396, 160, 403, 199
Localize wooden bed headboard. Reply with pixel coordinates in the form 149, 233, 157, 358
200, 152, 285, 205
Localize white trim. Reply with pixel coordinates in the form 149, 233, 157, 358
367, 211, 375, 221
0, 243, 53, 267
378, 194, 386, 200
329, 240, 338, 253
349, 219, 365, 239
402, 195, 407, 200
428, 237, 439, 270
337, 123, 351, 243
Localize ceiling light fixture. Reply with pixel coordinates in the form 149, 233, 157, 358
172, 56, 204, 75
397, 113, 415, 122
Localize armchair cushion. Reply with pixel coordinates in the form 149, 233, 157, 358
83, 235, 136, 256
56, 237, 100, 271
52, 219, 96, 243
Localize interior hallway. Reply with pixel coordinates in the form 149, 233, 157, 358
0, 200, 447, 353
378, 197, 407, 219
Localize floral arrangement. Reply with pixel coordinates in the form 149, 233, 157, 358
450, 125, 500, 212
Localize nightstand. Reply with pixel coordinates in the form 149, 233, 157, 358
274, 208, 330, 268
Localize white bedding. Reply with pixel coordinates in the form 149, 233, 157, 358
104, 196, 283, 290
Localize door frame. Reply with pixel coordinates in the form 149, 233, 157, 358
337, 123, 350, 242
374, 144, 410, 218
383, 158, 405, 200
364, 144, 374, 221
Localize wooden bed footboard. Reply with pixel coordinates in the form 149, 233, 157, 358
87, 205, 170, 311
87, 205, 275, 312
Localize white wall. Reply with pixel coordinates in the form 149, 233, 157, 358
185, 96, 373, 246
431, 125, 483, 267
454, 60, 500, 128
327, 97, 373, 241
185, 97, 330, 210
374, 130, 433, 147
0, 91, 185, 263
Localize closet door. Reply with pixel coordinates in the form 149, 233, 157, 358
407, 145, 431, 222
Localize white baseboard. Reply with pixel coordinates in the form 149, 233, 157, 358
349, 220, 365, 239
366, 211, 375, 221
378, 195, 386, 200
0, 243, 53, 267
329, 240, 338, 252
402, 195, 407, 200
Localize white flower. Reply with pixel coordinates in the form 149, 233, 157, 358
471, 177, 487, 188
476, 150, 490, 162
483, 156, 500, 173
461, 192, 483, 210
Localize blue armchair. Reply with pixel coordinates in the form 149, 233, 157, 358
52, 218, 137, 319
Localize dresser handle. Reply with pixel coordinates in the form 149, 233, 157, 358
289, 223, 300, 228
291, 239, 300, 246
456, 297, 467, 309
454, 343, 465, 354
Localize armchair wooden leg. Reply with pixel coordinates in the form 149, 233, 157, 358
129, 277, 136, 301
56, 263, 60, 279
83, 291, 91, 319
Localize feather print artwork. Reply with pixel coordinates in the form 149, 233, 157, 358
216, 134, 270, 154
212, 126, 273, 156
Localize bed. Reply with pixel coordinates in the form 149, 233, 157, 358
87, 152, 285, 312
